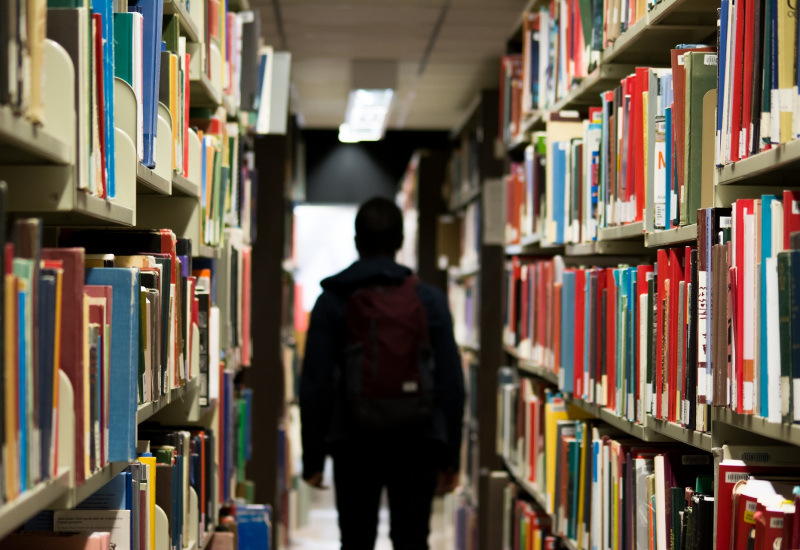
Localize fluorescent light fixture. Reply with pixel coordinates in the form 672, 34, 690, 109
339, 88, 393, 143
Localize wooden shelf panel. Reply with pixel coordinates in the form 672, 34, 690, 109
137, 163, 172, 195
713, 407, 800, 447
647, 417, 713, 452
0, 106, 72, 165
172, 172, 201, 198
645, 224, 697, 248
0, 468, 70, 540
163, 0, 202, 43
717, 138, 800, 186
137, 377, 200, 423
597, 221, 644, 241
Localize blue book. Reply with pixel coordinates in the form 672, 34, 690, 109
562, 271, 575, 393
128, 0, 163, 168
85, 268, 140, 462
717, 0, 729, 165
77, 471, 131, 510
553, 142, 567, 243
761, 195, 779, 417
790, 250, 800, 422
38, 272, 57, 480
18, 290, 28, 490
242, 387, 253, 461
238, 505, 272, 550
665, 106, 673, 230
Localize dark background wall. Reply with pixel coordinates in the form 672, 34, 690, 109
303, 129, 450, 203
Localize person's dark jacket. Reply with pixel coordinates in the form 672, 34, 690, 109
299, 257, 465, 478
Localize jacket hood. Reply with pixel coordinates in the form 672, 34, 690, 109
320, 257, 412, 293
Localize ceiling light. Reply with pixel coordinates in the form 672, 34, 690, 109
340, 88, 394, 143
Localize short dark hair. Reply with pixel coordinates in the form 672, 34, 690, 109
355, 197, 404, 257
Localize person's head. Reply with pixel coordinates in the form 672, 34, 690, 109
354, 197, 404, 259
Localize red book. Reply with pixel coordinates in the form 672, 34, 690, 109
740, 0, 757, 159
656, 249, 669, 419
783, 190, 800, 249
634, 68, 649, 222
554, 282, 562, 374
730, 0, 746, 162
574, 269, 586, 398
183, 53, 191, 177
521, 263, 530, 350
668, 249, 684, 422
606, 269, 617, 410
41, 248, 86, 483
92, 14, 107, 198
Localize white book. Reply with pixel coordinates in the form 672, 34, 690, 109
766, 256, 783, 423
209, 305, 221, 401
55, 509, 132, 550
654, 454, 668, 550
743, 209, 756, 413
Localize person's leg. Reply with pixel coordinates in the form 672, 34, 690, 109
385, 438, 440, 550
332, 443, 384, 550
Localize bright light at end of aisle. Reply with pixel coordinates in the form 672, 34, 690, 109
338, 89, 394, 143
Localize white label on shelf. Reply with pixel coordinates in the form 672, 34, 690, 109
771, 518, 784, 529
793, 200, 800, 215
726, 472, 752, 483
704, 54, 718, 66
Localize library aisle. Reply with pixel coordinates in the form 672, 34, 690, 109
289, 463, 454, 550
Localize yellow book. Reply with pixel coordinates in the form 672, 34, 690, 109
170, 53, 179, 171
4, 274, 18, 500
777, 0, 798, 143
544, 397, 592, 514
139, 455, 157, 550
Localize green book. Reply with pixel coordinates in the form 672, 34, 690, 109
778, 251, 793, 423
113, 13, 134, 86
578, 0, 593, 48
162, 14, 180, 54
237, 398, 247, 482
683, 51, 718, 225
669, 486, 684, 550
47, 0, 83, 8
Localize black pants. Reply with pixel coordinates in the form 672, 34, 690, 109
332, 436, 441, 550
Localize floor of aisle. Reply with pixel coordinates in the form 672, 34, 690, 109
289, 461, 454, 550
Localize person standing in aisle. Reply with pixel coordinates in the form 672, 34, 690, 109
300, 196, 465, 550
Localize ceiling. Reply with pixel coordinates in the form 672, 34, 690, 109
252, 0, 527, 131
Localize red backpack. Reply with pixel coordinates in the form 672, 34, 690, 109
343, 275, 435, 431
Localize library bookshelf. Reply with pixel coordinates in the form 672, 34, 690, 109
0, 0, 285, 547
459, 0, 800, 548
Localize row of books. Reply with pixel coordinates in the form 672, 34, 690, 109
460, 201, 481, 270
0, 222, 252, 508
448, 132, 481, 210
505, 48, 720, 246
501, 489, 555, 550
716, 0, 799, 164
8, 380, 255, 550
504, 0, 658, 142
498, 378, 719, 550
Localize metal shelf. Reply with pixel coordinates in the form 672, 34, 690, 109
0, 468, 70, 540
565, 396, 673, 443
517, 361, 559, 386
190, 73, 223, 108
566, 239, 648, 256
0, 105, 72, 165
57, 462, 129, 509
647, 417, 713, 452
137, 377, 200, 424
712, 407, 800, 447
163, 0, 202, 43
645, 224, 697, 248
597, 221, 644, 241
137, 162, 172, 195
172, 172, 201, 198
717, 138, 800, 187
